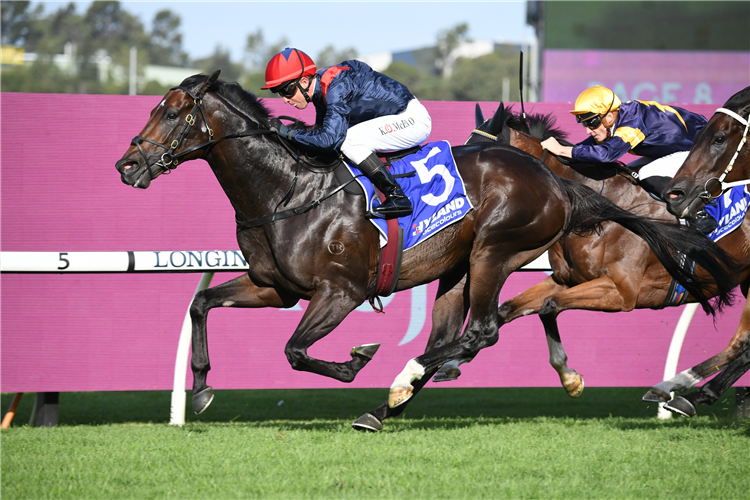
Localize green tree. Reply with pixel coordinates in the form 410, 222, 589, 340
148, 10, 188, 66
194, 45, 243, 83
434, 22, 470, 77
448, 50, 521, 102
0, 0, 30, 47
243, 29, 289, 73
316, 45, 357, 67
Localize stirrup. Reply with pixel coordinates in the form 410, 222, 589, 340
367, 197, 412, 219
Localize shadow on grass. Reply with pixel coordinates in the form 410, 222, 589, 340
2, 387, 745, 429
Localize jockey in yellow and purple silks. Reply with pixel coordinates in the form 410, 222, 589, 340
541, 85, 715, 232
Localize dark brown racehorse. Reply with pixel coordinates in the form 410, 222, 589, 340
464, 103, 747, 406
115, 71, 734, 422
660, 86, 750, 417
353, 103, 740, 431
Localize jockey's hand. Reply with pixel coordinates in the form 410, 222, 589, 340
277, 124, 292, 140
541, 137, 572, 158
270, 120, 293, 140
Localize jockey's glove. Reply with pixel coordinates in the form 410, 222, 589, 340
276, 124, 293, 140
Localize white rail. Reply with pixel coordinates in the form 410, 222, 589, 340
1, 250, 689, 423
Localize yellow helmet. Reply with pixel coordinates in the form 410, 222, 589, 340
570, 85, 622, 125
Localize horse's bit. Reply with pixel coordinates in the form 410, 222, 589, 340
130, 85, 218, 176
130, 85, 362, 228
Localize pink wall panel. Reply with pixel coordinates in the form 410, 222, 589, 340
2, 92, 747, 392
542, 49, 750, 106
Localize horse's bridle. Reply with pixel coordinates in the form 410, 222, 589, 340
683, 107, 750, 215
130, 84, 363, 228
130, 85, 274, 179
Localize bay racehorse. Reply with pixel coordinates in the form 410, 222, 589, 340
468, 103, 745, 408
659, 86, 750, 417
352, 103, 740, 431
116, 71, 735, 422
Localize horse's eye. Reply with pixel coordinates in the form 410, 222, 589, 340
712, 135, 726, 146
166, 112, 178, 121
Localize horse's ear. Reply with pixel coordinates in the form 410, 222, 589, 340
487, 102, 506, 135
475, 103, 485, 127
196, 70, 221, 95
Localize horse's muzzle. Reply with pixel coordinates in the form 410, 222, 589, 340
115, 156, 152, 189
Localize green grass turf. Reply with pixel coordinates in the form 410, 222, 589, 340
2, 388, 749, 499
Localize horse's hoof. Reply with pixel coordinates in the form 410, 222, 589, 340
564, 373, 584, 398
642, 387, 671, 403
664, 396, 697, 417
192, 386, 214, 415
351, 343, 381, 360
388, 386, 413, 408
352, 413, 383, 432
433, 366, 461, 382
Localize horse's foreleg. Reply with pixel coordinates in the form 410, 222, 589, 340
536, 276, 638, 397
354, 270, 470, 431
644, 294, 750, 403
387, 253, 522, 408
284, 285, 372, 382
190, 273, 297, 414
665, 342, 750, 417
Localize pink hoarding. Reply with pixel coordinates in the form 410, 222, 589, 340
2, 92, 748, 393
543, 49, 750, 106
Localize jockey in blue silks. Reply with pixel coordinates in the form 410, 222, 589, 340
262, 47, 432, 219
540, 85, 716, 232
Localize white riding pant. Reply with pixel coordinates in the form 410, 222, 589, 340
628, 151, 691, 181
340, 98, 432, 165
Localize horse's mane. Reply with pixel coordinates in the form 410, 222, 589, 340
503, 105, 570, 143
179, 74, 272, 127
724, 86, 750, 112
499, 104, 627, 177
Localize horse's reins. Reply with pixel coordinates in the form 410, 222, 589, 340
466, 121, 635, 195
130, 85, 363, 228
683, 107, 750, 213
709, 107, 750, 190
130, 85, 272, 176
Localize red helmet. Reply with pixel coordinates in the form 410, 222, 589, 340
261, 48, 317, 90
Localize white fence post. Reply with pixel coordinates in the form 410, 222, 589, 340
169, 272, 214, 426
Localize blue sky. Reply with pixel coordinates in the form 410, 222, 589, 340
33, 1, 535, 62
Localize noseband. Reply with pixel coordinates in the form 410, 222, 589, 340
130, 85, 217, 177
130, 85, 276, 180
690, 107, 750, 208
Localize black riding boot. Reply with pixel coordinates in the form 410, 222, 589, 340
356, 153, 413, 219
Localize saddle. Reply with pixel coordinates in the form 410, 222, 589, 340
333, 146, 422, 195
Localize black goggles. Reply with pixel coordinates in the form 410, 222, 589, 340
273, 80, 298, 99
577, 113, 604, 129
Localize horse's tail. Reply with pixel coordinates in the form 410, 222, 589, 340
561, 178, 738, 316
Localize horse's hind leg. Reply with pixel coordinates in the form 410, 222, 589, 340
644, 292, 750, 403
353, 268, 470, 431
190, 273, 297, 414
665, 341, 750, 417
387, 247, 540, 408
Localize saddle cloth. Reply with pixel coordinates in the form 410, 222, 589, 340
704, 185, 750, 242
664, 185, 749, 306
346, 141, 473, 249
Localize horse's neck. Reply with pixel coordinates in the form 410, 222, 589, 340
206, 135, 328, 222
510, 130, 659, 212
